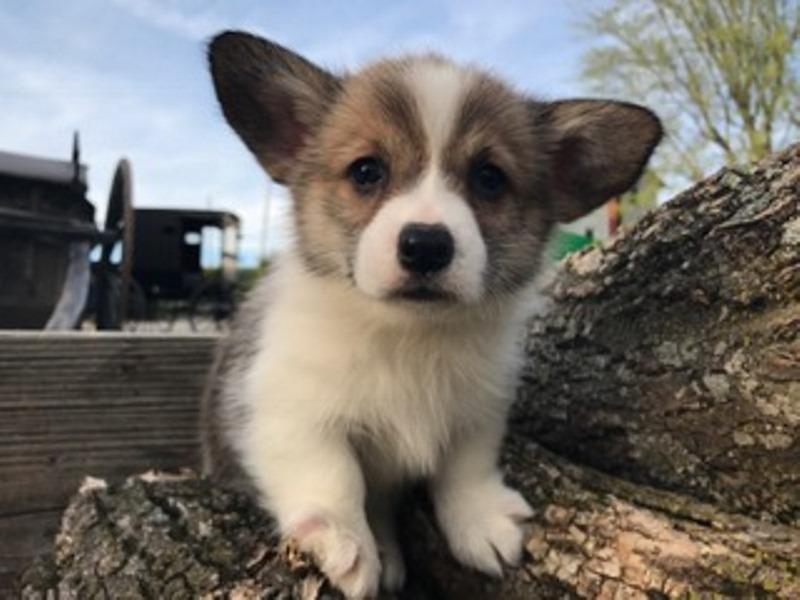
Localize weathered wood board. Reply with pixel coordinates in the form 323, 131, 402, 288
0, 331, 217, 594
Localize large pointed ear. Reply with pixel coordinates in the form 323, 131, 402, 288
208, 31, 341, 183
535, 100, 662, 223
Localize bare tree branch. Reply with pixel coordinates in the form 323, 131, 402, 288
580, 0, 800, 182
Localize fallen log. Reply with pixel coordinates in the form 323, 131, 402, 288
18, 143, 800, 598
518, 142, 800, 524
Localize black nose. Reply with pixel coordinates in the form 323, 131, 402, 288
397, 223, 454, 275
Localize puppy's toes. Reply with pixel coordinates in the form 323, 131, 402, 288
291, 514, 381, 598
437, 481, 532, 576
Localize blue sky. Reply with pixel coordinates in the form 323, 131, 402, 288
0, 1, 604, 266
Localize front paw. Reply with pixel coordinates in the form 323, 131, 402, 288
436, 478, 533, 576
289, 514, 381, 599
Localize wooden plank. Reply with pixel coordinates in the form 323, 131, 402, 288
0, 331, 218, 594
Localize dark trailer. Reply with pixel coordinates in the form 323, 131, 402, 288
0, 140, 133, 330
130, 208, 240, 330
0, 149, 92, 327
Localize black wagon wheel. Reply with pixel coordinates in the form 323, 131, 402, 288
96, 159, 135, 330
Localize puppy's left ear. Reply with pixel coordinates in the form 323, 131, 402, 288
535, 100, 662, 222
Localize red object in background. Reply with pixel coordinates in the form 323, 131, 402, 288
607, 197, 621, 236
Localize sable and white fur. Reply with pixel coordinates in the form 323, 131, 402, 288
202, 31, 661, 598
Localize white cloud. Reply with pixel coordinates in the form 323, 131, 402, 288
107, 0, 225, 40
443, 0, 544, 46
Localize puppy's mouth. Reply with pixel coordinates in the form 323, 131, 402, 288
389, 281, 457, 303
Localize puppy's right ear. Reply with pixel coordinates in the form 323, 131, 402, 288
208, 31, 341, 183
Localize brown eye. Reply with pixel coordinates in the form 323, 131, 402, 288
348, 156, 386, 193
469, 161, 508, 200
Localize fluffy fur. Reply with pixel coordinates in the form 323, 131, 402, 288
202, 31, 661, 598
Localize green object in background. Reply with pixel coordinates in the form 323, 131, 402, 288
548, 228, 595, 261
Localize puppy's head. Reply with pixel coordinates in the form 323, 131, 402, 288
209, 32, 661, 307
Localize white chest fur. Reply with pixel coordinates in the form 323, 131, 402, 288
232, 255, 532, 479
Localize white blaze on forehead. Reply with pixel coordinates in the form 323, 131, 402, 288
352, 58, 487, 305
404, 59, 475, 159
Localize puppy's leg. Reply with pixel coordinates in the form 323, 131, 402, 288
247, 425, 380, 598
431, 417, 533, 576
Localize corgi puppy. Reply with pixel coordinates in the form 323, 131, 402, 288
202, 31, 661, 598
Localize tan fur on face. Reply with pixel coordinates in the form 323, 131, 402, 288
290, 60, 433, 276
289, 56, 554, 293
442, 75, 553, 293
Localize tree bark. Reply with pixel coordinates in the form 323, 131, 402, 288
19, 144, 800, 598
517, 142, 799, 525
